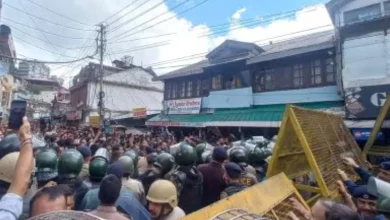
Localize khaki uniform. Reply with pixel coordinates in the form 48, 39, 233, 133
122, 178, 146, 205
79, 163, 89, 179
239, 167, 258, 187
162, 206, 186, 220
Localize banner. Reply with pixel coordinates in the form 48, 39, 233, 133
164, 98, 202, 115
133, 107, 146, 119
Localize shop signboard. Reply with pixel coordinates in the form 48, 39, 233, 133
352, 128, 384, 141
133, 107, 147, 119
164, 98, 202, 115
345, 85, 390, 119
146, 121, 205, 127
89, 115, 100, 127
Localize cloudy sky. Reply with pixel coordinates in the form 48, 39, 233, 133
2, 0, 333, 86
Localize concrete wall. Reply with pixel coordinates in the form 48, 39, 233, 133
342, 31, 390, 89
200, 85, 342, 109
104, 67, 163, 90
202, 87, 253, 108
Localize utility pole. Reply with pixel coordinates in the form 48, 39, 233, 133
98, 23, 106, 128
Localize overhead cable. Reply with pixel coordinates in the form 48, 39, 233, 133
3, 2, 95, 31
3, 18, 96, 40
25, 0, 93, 27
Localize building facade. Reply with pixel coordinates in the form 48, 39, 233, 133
327, 0, 390, 127
16, 61, 50, 79
147, 30, 345, 137
70, 61, 163, 125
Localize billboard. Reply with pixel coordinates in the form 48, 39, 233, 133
345, 85, 390, 119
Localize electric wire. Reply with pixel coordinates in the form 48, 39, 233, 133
3, 1, 95, 31
3, 18, 96, 40
25, 0, 93, 27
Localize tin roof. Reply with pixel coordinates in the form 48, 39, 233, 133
157, 30, 335, 80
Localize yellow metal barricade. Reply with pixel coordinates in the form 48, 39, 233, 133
362, 94, 390, 162
267, 105, 365, 202
183, 173, 308, 220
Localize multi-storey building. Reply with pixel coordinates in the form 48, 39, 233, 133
147, 30, 345, 137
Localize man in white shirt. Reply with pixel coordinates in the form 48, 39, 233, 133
147, 180, 185, 220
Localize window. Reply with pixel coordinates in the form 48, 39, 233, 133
195, 80, 201, 97
325, 58, 335, 83
344, 4, 381, 25
171, 83, 177, 99
165, 83, 171, 99
180, 81, 186, 98
385, 1, 390, 16
293, 64, 304, 87
254, 73, 264, 92
310, 59, 322, 85
224, 75, 242, 89
212, 74, 222, 90
202, 79, 209, 95
186, 81, 193, 97
264, 69, 275, 90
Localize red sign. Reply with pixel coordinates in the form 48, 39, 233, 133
133, 108, 146, 119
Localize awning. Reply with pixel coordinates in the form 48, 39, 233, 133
146, 101, 345, 128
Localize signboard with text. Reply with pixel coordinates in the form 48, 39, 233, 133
345, 85, 390, 119
133, 107, 147, 119
164, 98, 202, 115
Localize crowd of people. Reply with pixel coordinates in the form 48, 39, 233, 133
0, 118, 388, 220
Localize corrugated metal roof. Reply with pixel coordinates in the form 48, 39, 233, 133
157, 30, 335, 80
146, 101, 344, 126
248, 30, 335, 64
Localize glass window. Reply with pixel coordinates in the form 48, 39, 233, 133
311, 59, 322, 85
165, 83, 171, 99
195, 80, 201, 96
186, 81, 193, 97
385, 1, 390, 15
264, 69, 275, 90
325, 58, 336, 83
293, 64, 304, 88
180, 81, 186, 98
202, 79, 209, 96
254, 71, 264, 92
344, 4, 381, 25
212, 74, 222, 90
171, 83, 177, 99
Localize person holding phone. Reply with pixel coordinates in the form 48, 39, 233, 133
0, 117, 34, 220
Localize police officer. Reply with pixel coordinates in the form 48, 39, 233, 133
170, 143, 203, 214
0, 134, 23, 196
220, 162, 247, 199
57, 148, 88, 211
147, 180, 185, 220
35, 148, 58, 188
195, 143, 207, 165
139, 152, 158, 176
118, 155, 146, 205
83, 148, 109, 189
351, 185, 385, 219
229, 147, 258, 187
139, 152, 175, 194
248, 146, 272, 182
125, 150, 139, 178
